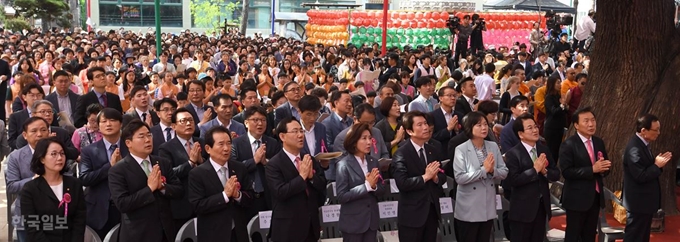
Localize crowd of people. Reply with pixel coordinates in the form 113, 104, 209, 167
0, 9, 671, 242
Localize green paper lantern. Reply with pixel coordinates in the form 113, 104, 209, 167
359, 27, 367, 34
405, 29, 413, 36
350, 26, 357, 34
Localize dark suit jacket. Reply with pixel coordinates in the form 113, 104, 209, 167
187, 160, 254, 242
322, 112, 353, 147
301, 122, 329, 155
544, 94, 567, 130
16, 126, 79, 160
390, 141, 447, 227
265, 150, 327, 242
21, 176, 86, 242
45, 90, 79, 122
0, 59, 10, 121
500, 119, 520, 154
375, 119, 401, 157
11, 96, 24, 113
158, 137, 208, 220
558, 134, 609, 211
622, 135, 662, 214
335, 155, 386, 234
532, 62, 554, 76
430, 108, 463, 156
8, 109, 61, 149
231, 134, 281, 207
505, 142, 560, 222
78, 139, 129, 230
519, 60, 533, 81
74, 91, 123, 128
185, 103, 216, 137
149, 124, 170, 156
455, 96, 476, 116
122, 109, 160, 127
108, 155, 183, 242
273, 102, 294, 126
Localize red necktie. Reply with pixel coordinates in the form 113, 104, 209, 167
585, 140, 599, 193
294, 157, 309, 196
101, 94, 108, 107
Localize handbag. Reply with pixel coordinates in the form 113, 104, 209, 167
612, 190, 627, 224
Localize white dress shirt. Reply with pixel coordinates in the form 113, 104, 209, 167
301, 121, 317, 155
474, 73, 495, 101
354, 155, 377, 192
209, 158, 242, 203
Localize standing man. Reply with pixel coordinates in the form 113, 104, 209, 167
430, 86, 463, 156
188, 126, 254, 242
322, 90, 353, 148
78, 108, 129, 239
559, 107, 611, 242
622, 114, 672, 242
474, 63, 496, 101
199, 94, 246, 138
390, 111, 447, 242
150, 98, 177, 155
454, 15, 473, 65
500, 95, 530, 154
109, 120, 183, 241
45, 70, 79, 124
122, 85, 160, 126
266, 117, 327, 242
573, 10, 596, 52
505, 114, 560, 242
74, 67, 123, 127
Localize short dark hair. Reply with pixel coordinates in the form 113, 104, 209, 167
153, 98, 178, 111
484, 63, 496, 73
244, 106, 267, 120
512, 113, 536, 139
188, 80, 206, 92
121, 119, 151, 142
635, 114, 659, 133
205, 125, 232, 147
353, 103, 375, 119
298, 95, 322, 113
456, 77, 474, 92
462, 111, 489, 139
176, 92, 188, 101
437, 86, 455, 97
52, 70, 70, 81
476, 100, 499, 115
239, 87, 257, 100
22, 117, 49, 133
329, 90, 350, 108
271, 90, 285, 104
214, 93, 233, 105
275, 117, 300, 137
575, 73, 588, 81
21, 83, 45, 96
30, 137, 69, 175
283, 81, 299, 92
415, 76, 432, 89
366, 91, 377, 98
86, 66, 106, 80
509, 95, 529, 108
129, 85, 147, 100
571, 106, 595, 124
310, 88, 329, 99
379, 96, 397, 117
402, 111, 430, 132
343, 123, 372, 155
97, 108, 123, 123
85, 103, 103, 117
172, 107, 193, 123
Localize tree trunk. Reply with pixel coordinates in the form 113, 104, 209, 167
240, 0, 249, 35
572, 0, 579, 32
584, 0, 679, 215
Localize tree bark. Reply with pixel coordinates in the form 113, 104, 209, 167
240, 0, 249, 35
584, 0, 679, 214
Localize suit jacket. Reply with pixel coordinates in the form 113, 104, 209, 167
622, 135, 661, 214
273, 102, 294, 125
158, 137, 208, 220
108, 155, 184, 242
520, 60, 533, 81
16, 126, 79, 160
21, 175, 87, 242
322, 112, 353, 148
455, 96, 477, 116
74, 91, 123, 128
0, 120, 11, 160
8, 110, 61, 149
558, 134, 609, 211
374, 119, 401, 156
78, 139, 129, 230
430, 108, 464, 156
302, 122, 329, 155
452, 140, 508, 222
332, 127, 389, 181
336, 155, 386, 234
45, 90, 79, 123
505, 142, 560, 222
199, 118, 246, 139
407, 95, 439, 113
390, 141, 447, 227
186, 103, 216, 137
122, 109, 161, 127
265, 150, 327, 242
231, 134, 281, 206
500, 119, 520, 154
149, 124, 172, 156
6, 145, 36, 227
187, 160, 254, 242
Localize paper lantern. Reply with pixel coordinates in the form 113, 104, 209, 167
424, 11, 432, 20
440, 11, 449, 21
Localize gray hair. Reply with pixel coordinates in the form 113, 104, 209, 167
31, 100, 53, 112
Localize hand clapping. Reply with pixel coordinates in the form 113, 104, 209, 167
147, 165, 161, 191
592, 156, 612, 173
654, 152, 672, 168
365, 168, 380, 189
483, 154, 495, 174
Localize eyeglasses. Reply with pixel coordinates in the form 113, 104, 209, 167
135, 133, 154, 140
286, 87, 301, 93
441, 94, 458, 98
188, 89, 203, 93
48, 151, 65, 158
35, 110, 54, 115
26, 93, 42, 98
177, 118, 194, 125
285, 129, 305, 135
159, 108, 177, 113
247, 118, 266, 124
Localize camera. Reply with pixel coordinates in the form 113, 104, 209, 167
447, 15, 460, 35
544, 10, 573, 39
472, 14, 486, 30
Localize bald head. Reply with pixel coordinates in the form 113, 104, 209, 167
566, 68, 576, 81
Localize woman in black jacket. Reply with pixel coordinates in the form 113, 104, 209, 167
543, 75, 569, 161
373, 97, 404, 157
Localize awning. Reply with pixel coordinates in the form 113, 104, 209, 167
483, 0, 577, 14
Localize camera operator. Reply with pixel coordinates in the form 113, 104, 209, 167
529, 22, 544, 57
470, 14, 487, 57
553, 33, 572, 59
453, 15, 473, 66
573, 9, 596, 52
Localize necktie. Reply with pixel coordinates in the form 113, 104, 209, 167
218, 167, 227, 186
294, 157, 309, 195
255, 140, 261, 149
530, 147, 537, 162
185, 140, 192, 156
426, 99, 433, 111
109, 144, 118, 162
141, 113, 147, 122
141, 160, 151, 176
419, 148, 427, 165
585, 140, 599, 193
165, 127, 172, 142
253, 140, 264, 192
100, 94, 108, 107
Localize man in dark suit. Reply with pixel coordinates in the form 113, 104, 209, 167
505, 114, 560, 242
45, 70, 79, 124
122, 85, 160, 127
150, 98, 177, 155
78, 108, 129, 239
8, 83, 48, 150
185, 80, 216, 137
623, 114, 672, 242
322, 90, 353, 149
265, 117, 327, 242
198, 94, 247, 138
159, 107, 208, 227
455, 77, 478, 116
430, 86, 463, 156
15, 100, 79, 160
74, 67, 123, 128
274, 82, 303, 125
232, 87, 260, 124
231, 106, 281, 221
559, 107, 611, 242
0, 58, 10, 122
390, 111, 446, 242
500, 96, 530, 154
109, 120, 183, 242
189, 126, 254, 242
517, 52, 533, 81
378, 53, 399, 87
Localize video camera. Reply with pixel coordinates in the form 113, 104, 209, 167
447, 15, 460, 35
472, 14, 486, 31
544, 10, 573, 39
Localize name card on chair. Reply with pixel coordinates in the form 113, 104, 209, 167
321, 205, 341, 223
439, 197, 454, 214
378, 201, 398, 218
389, 179, 399, 193
258, 211, 272, 229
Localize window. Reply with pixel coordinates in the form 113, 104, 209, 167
100, 0, 183, 27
